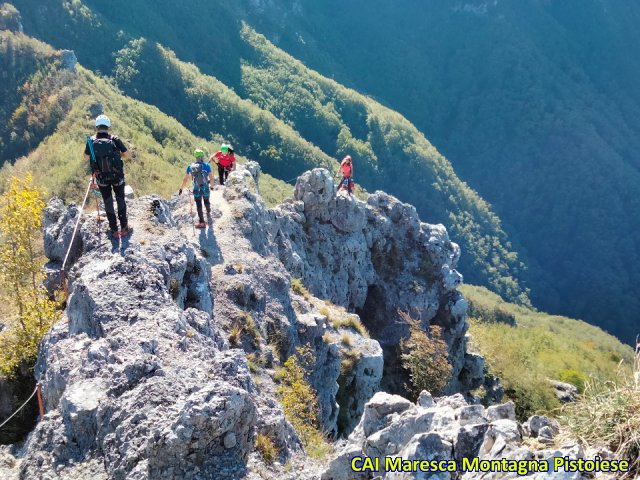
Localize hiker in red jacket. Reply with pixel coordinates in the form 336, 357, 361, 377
211, 144, 236, 186
338, 155, 354, 196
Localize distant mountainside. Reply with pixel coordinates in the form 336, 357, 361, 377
8, 0, 640, 342
244, 0, 640, 342
2, 2, 528, 305
0, 30, 288, 203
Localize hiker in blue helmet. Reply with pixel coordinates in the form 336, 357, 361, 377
178, 148, 212, 228
83, 114, 132, 238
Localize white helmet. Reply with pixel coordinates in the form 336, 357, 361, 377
95, 114, 111, 128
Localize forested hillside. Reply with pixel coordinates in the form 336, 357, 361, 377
3, 0, 528, 304
246, 0, 640, 342
7, 0, 639, 341
0, 30, 290, 203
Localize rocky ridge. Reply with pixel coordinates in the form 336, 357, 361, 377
322, 391, 596, 480
2, 164, 486, 479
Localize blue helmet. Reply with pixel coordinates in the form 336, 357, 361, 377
95, 114, 111, 128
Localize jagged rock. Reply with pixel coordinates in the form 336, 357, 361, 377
417, 390, 435, 408
245, 161, 262, 186
549, 380, 578, 403
524, 415, 560, 439
486, 401, 516, 421
481, 374, 504, 404
61, 49, 77, 71
6, 165, 493, 478
457, 405, 486, 426
323, 393, 590, 480
277, 169, 483, 396
13, 192, 302, 479
43, 197, 82, 266
436, 393, 468, 410
387, 433, 453, 480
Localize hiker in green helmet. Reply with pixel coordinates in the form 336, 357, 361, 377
179, 149, 212, 228
84, 114, 132, 238
211, 144, 236, 186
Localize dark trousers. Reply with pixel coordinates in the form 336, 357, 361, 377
193, 185, 211, 223
99, 183, 128, 231
340, 176, 353, 195
218, 165, 231, 185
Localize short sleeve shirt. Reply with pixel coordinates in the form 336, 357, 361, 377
84, 132, 127, 155
186, 161, 212, 175
213, 151, 236, 168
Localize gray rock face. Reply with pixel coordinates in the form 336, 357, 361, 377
6, 165, 491, 478
61, 50, 77, 71
15, 190, 298, 480
275, 169, 483, 396
549, 380, 578, 403
323, 391, 589, 480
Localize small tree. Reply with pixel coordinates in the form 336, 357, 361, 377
0, 174, 59, 377
275, 346, 331, 458
399, 311, 453, 398
276, 346, 319, 444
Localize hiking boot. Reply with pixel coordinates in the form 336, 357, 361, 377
195, 222, 206, 229
118, 226, 132, 238
108, 228, 119, 238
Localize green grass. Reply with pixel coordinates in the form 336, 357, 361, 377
255, 433, 278, 465
290, 277, 310, 299
320, 305, 369, 338
462, 284, 635, 418
259, 174, 293, 208
558, 347, 640, 478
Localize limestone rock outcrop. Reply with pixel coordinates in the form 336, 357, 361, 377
2, 165, 489, 479
323, 391, 586, 480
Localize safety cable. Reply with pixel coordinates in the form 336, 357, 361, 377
0, 385, 38, 431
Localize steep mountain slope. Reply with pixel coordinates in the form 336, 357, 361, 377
2, 167, 636, 479
7, 0, 528, 305
462, 284, 634, 418
0, 30, 288, 202
246, 0, 640, 342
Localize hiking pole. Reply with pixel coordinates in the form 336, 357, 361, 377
60, 178, 93, 298
91, 178, 102, 222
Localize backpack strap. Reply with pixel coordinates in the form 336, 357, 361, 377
87, 135, 98, 172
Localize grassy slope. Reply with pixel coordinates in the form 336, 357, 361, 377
0, 31, 289, 205
461, 284, 635, 418
9, 0, 529, 305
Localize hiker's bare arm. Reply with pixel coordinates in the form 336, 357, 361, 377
180, 174, 190, 189
121, 150, 132, 159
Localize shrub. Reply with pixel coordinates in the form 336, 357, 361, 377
399, 311, 452, 398
557, 368, 587, 394
229, 311, 260, 348
275, 346, 330, 458
229, 324, 241, 347
255, 433, 278, 464
330, 315, 369, 338
0, 175, 61, 377
290, 277, 309, 299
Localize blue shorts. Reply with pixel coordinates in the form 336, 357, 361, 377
193, 185, 210, 199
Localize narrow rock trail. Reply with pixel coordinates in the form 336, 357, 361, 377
1, 164, 499, 480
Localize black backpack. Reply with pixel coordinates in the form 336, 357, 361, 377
90, 136, 123, 183
190, 162, 209, 187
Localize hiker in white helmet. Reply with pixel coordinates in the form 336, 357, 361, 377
83, 114, 132, 238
